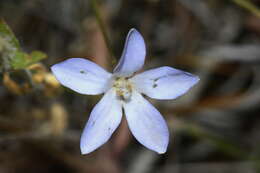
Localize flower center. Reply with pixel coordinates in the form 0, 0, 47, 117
112, 77, 133, 102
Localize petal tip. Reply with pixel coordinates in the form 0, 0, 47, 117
193, 75, 200, 85
80, 133, 96, 155
129, 28, 137, 31
154, 144, 168, 154
50, 64, 61, 80
185, 72, 200, 87
80, 148, 88, 155
129, 28, 140, 34
156, 136, 169, 154
80, 140, 89, 155
128, 28, 143, 41
50, 64, 57, 72
80, 140, 95, 155
157, 150, 167, 154
80, 147, 91, 155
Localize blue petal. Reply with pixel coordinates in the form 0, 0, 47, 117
113, 28, 146, 77
123, 91, 169, 154
131, 66, 199, 100
51, 58, 112, 95
80, 89, 122, 154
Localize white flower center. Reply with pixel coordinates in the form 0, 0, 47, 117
112, 77, 133, 102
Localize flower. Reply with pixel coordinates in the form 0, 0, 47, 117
51, 28, 199, 154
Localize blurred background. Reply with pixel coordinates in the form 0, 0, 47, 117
0, 0, 260, 172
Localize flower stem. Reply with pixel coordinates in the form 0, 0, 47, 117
231, 0, 260, 18
91, 0, 116, 65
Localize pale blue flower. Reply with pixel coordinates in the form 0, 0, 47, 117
51, 29, 199, 154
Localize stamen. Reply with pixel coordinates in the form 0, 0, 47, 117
112, 77, 133, 102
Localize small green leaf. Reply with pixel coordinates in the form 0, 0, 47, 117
10, 51, 47, 70
0, 19, 20, 49
0, 19, 47, 71
30, 51, 47, 62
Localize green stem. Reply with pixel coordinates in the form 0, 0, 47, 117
231, 0, 260, 18
91, 0, 116, 65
